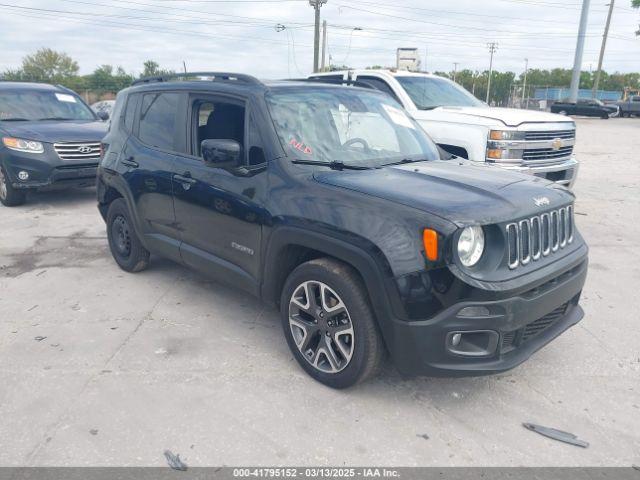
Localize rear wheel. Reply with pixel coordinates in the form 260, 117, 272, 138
106, 198, 149, 272
0, 165, 27, 207
280, 258, 384, 389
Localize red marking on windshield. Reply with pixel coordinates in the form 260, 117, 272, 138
289, 138, 313, 155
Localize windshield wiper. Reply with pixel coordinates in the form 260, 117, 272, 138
292, 159, 372, 170
418, 106, 438, 110
381, 158, 429, 167
0, 117, 30, 121
38, 117, 74, 121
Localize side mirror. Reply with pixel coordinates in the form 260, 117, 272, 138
96, 110, 109, 121
201, 139, 242, 167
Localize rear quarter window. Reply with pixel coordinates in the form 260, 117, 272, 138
137, 92, 180, 151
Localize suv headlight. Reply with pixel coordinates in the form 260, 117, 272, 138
458, 226, 485, 267
2, 137, 44, 153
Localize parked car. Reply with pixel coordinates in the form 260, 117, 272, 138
98, 72, 588, 388
309, 70, 579, 188
550, 98, 619, 119
91, 99, 115, 119
0, 81, 108, 206
615, 95, 640, 117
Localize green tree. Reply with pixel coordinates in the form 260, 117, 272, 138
20, 48, 79, 83
633, 0, 640, 35
87, 65, 134, 93
140, 60, 172, 78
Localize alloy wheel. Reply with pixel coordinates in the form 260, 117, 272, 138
0, 168, 7, 201
288, 280, 355, 374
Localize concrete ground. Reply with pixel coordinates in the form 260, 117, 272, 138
0, 118, 638, 467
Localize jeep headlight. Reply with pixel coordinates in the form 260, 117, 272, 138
457, 226, 485, 267
2, 137, 44, 153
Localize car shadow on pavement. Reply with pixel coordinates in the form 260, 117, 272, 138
24, 187, 97, 208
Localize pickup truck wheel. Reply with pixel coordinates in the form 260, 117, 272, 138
106, 198, 150, 273
280, 258, 384, 389
0, 165, 27, 207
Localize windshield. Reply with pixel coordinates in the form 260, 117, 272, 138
0, 90, 96, 121
396, 76, 484, 110
266, 88, 439, 166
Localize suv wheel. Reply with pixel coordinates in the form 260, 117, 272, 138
106, 198, 150, 272
280, 258, 384, 388
0, 166, 27, 207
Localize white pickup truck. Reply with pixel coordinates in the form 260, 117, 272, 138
309, 70, 579, 188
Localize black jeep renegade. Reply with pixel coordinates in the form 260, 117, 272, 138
97, 72, 588, 388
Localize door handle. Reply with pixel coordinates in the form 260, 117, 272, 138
121, 156, 139, 168
173, 173, 196, 190
173, 173, 196, 184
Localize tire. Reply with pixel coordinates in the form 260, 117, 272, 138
280, 257, 384, 389
106, 198, 150, 273
0, 165, 27, 207
601, 112, 610, 119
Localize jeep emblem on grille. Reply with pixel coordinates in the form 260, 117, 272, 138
551, 138, 564, 151
533, 196, 550, 207
78, 146, 92, 153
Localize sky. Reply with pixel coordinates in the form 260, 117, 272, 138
0, 0, 639, 79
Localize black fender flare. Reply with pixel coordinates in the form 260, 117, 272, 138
261, 225, 405, 349
97, 169, 150, 249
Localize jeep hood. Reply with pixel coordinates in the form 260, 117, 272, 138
412, 106, 573, 128
314, 160, 574, 226
0, 120, 108, 143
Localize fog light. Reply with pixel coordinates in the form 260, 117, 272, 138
446, 330, 499, 357
18, 170, 29, 181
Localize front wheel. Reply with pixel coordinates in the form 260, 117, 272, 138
0, 165, 27, 207
280, 258, 384, 389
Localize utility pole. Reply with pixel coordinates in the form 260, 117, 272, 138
453, 62, 459, 83
320, 20, 327, 72
592, 0, 615, 98
486, 42, 498, 104
569, 0, 591, 103
522, 58, 529, 109
310, 0, 327, 73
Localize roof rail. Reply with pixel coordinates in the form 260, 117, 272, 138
131, 71, 262, 87
295, 77, 376, 91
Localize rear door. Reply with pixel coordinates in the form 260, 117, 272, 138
171, 92, 268, 295
124, 90, 186, 260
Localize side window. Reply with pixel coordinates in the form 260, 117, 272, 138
138, 92, 180, 151
123, 94, 138, 133
357, 76, 401, 103
193, 98, 245, 159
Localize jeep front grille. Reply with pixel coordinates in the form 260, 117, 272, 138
53, 142, 101, 161
506, 205, 574, 269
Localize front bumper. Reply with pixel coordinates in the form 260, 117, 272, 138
387, 255, 588, 377
501, 156, 579, 189
1, 148, 98, 190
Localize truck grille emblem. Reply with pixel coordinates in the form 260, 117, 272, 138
78, 146, 93, 153
551, 138, 564, 151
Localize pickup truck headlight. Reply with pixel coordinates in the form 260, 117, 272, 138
489, 130, 526, 141
2, 137, 44, 154
458, 226, 485, 267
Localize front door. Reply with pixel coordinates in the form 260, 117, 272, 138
172, 94, 268, 295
